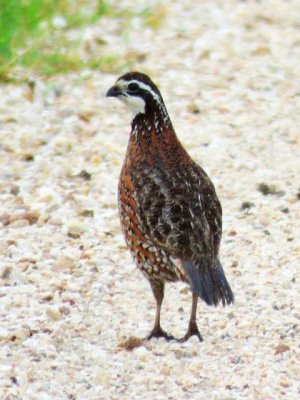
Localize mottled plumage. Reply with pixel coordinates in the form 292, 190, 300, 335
107, 72, 234, 341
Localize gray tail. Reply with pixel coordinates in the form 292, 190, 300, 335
182, 258, 234, 306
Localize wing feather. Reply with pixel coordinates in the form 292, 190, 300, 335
132, 162, 222, 267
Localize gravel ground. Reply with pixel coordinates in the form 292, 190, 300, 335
0, 1, 299, 399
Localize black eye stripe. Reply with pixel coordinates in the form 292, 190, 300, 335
128, 83, 140, 92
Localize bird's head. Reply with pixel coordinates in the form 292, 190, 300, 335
106, 72, 167, 119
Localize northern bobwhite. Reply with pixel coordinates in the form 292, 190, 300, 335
107, 72, 234, 342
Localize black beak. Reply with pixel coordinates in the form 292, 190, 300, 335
106, 85, 123, 98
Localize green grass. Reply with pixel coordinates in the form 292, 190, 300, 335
0, 1, 166, 81
0, 0, 116, 79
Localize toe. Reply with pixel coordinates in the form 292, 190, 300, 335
146, 327, 175, 341
178, 329, 203, 342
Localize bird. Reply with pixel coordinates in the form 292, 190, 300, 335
106, 72, 234, 342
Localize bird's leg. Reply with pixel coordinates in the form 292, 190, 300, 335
146, 280, 175, 341
179, 292, 203, 342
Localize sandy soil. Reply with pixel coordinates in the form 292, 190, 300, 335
0, 1, 299, 399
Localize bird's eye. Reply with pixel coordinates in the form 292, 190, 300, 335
128, 83, 140, 92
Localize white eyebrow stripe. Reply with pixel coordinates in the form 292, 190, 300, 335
118, 79, 162, 104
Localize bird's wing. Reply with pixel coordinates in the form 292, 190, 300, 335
132, 162, 222, 265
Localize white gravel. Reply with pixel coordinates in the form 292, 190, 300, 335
0, 1, 299, 399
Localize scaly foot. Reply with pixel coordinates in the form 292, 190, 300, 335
146, 325, 175, 341
178, 321, 203, 342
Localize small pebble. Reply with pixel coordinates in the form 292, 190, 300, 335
46, 307, 62, 321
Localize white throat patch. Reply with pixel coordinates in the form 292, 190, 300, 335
119, 94, 145, 118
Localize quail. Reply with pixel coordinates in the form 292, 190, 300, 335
107, 72, 234, 342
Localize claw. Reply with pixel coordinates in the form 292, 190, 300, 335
178, 331, 203, 343
146, 326, 175, 341
178, 321, 203, 342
